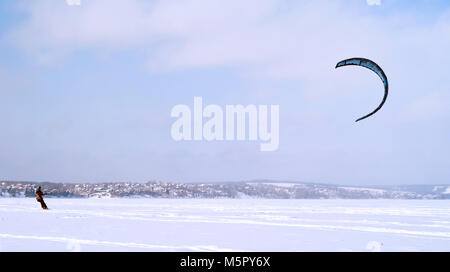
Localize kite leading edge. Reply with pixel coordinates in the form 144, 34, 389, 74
335, 58, 389, 122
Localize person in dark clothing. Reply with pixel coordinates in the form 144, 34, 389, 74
36, 186, 49, 210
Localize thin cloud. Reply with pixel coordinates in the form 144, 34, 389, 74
6, 0, 450, 113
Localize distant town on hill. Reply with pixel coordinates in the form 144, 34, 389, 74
1, 180, 450, 199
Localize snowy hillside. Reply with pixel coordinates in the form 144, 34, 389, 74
2, 181, 450, 199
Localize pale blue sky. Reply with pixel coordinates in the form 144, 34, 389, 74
0, 0, 449, 185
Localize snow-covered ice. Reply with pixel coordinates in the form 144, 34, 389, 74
1, 198, 450, 251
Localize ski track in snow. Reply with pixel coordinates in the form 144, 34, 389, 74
1, 199, 450, 251
0, 233, 238, 252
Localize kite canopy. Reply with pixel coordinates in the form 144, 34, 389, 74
335, 58, 389, 122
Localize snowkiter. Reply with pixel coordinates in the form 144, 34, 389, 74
36, 186, 48, 210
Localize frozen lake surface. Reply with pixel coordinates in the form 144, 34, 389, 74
1, 198, 450, 251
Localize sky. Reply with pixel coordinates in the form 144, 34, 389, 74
0, 0, 450, 185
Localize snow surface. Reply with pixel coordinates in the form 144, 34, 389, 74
1, 198, 450, 252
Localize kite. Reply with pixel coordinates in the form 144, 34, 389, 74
335, 58, 388, 122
